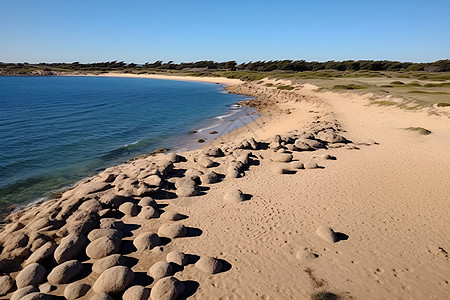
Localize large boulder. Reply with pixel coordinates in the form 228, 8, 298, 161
157, 223, 187, 238
273, 153, 293, 163
25, 241, 56, 266
123, 285, 150, 300
16, 263, 47, 288
93, 254, 127, 274
99, 194, 128, 208
150, 277, 185, 300
137, 206, 159, 219
11, 286, 39, 300
64, 282, 90, 300
119, 202, 139, 217
166, 251, 188, 266
133, 232, 161, 251
88, 228, 123, 242
86, 236, 121, 259
100, 218, 125, 230
54, 233, 88, 264
93, 266, 135, 294
47, 260, 83, 284
195, 256, 223, 274
148, 261, 173, 280
138, 197, 157, 207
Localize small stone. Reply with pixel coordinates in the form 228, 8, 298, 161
86, 236, 121, 259
38, 282, 55, 293
271, 165, 288, 174
150, 277, 185, 300
175, 185, 199, 197
64, 282, 90, 300
138, 206, 159, 219
195, 256, 223, 274
93, 254, 127, 274
133, 232, 161, 251
166, 251, 188, 266
47, 260, 83, 284
316, 226, 338, 243
197, 156, 215, 168
93, 266, 135, 294
321, 153, 332, 159
161, 211, 186, 221
123, 285, 150, 300
119, 202, 139, 217
296, 248, 318, 261
148, 261, 173, 279
200, 171, 219, 184
223, 189, 245, 203
304, 161, 318, 169
16, 263, 47, 288
273, 153, 293, 162
157, 223, 187, 238
290, 161, 304, 169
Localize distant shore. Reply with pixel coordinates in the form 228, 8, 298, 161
0, 77, 449, 299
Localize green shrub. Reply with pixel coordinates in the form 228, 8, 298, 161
332, 84, 367, 90
277, 85, 294, 90
437, 102, 450, 107
265, 83, 274, 87
311, 291, 340, 300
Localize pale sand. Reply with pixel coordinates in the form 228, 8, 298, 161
1, 76, 449, 299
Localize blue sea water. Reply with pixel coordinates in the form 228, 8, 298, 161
0, 76, 253, 213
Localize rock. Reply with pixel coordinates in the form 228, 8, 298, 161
123, 285, 150, 300
54, 233, 88, 264
0, 275, 14, 295
86, 236, 121, 259
138, 197, 157, 207
175, 185, 199, 197
150, 277, 185, 300
157, 223, 187, 238
93, 254, 127, 274
100, 218, 125, 230
99, 194, 128, 208
25, 241, 56, 266
93, 266, 135, 294
148, 261, 173, 279
184, 169, 203, 180
38, 282, 55, 293
166, 251, 188, 266
78, 199, 103, 214
64, 282, 90, 299
316, 226, 338, 243
88, 229, 123, 242
11, 286, 40, 300
304, 161, 318, 169
200, 171, 219, 184
321, 153, 332, 159
133, 232, 162, 251
197, 156, 215, 168
20, 292, 50, 300
296, 248, 318, 261
290, 161, 304, 169
294, 140, 312, 151
273, 153, 293, 162
47, 260, 83, 284
16, 263, 47, 288
305, 139, 325, 149
90, 293, 114, 300
2, 231, 28, 253
194, 256, 223, 274
162, 211, 185, 221
271, 165, 288, 174
202, 147, 224, 157
277, 148, 287, 153
226, 165, 241, 178
138, 206, 160, 219
119, 202, 139, 217
223, 189, 245, 203
144, 174, 162, 187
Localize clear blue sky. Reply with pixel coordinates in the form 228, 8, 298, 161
1, 0, 449, 63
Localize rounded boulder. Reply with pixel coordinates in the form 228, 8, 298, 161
93, 266, 135, 294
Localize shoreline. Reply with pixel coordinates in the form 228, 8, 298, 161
0, 78, 449, 299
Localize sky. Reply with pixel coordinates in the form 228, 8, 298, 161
0, 0, 449, 64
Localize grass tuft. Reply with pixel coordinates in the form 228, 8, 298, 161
371, 100, 397, 106
277, 85, 295, 90
437, 102, 450, 107
332, 84, 367, 90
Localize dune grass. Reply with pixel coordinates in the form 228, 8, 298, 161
437, 102, 450, 107
332, 84, 368, 90
311, 291, 340, 300
371, 100, 398, 106
277, 85, 295, 90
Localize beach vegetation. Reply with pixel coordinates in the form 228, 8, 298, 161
277, 85, 295, 90
332, 84, 368, 90
437, 102, 450, 107
371, 100, 397, 106
310, 291, 340, 300
265, 83, 274, 87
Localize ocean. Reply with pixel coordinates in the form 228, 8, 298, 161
0, 76, 256, 214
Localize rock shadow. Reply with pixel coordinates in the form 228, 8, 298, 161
179, 280, 200, 299
186, 254, 200, 265
216, 259, 232, 274
243, 194, 253, 201
185, 227, 203, 238
133, 271, 153, 286
335, 232, 349, 242
153, 190, 178, 200
122, 223, 141, 237
120, 240, 137, 255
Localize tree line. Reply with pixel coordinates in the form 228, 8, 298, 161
1, 59, 449, 73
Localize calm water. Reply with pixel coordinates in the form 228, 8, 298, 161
0, 76, 251, 213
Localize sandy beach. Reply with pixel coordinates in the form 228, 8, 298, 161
0, 75, 449, 300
